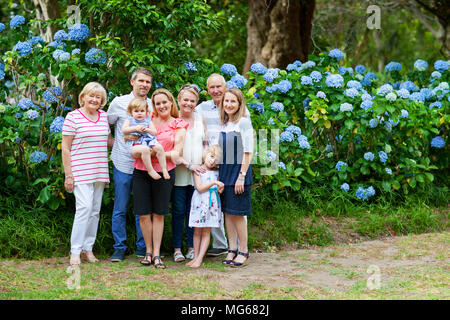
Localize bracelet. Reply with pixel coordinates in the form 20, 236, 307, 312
187, 163, 191, 170
237, 177, 245, 181
65, 175, 73, 179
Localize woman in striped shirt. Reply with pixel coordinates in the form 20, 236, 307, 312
62, 82, 112, 266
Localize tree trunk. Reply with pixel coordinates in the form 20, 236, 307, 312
32, 0, 62, 42
243, 0, 315, 74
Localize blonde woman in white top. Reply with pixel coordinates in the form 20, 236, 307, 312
172, 84, 208, 262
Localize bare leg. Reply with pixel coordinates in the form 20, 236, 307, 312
186, 227, 201, 267
189, 228, 211, 268
223, 213, 238, 262
229, 215, 248, 264
152, 213, 165, 259
152, 144, 170, 180
131, 145, 160, 180
139, 215, 153, 263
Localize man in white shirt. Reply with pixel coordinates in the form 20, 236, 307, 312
107, 67, 153, 262
197, 73, 250, 256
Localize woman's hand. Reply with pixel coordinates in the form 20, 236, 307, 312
65, 175, 74, 192
190, 164, 207, 176
234, 177, 244, 194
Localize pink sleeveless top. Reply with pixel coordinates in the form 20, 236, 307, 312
133, 118, 189, 172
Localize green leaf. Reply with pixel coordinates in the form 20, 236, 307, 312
37, 186, 51, 204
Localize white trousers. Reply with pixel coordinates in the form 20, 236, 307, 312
71, 182, 105, 254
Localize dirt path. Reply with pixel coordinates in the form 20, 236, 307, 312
1, 231, 449, 299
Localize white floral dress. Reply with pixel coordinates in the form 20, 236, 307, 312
189, 170, 222, 228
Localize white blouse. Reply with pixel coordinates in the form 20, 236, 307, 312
175, 111, 205, 187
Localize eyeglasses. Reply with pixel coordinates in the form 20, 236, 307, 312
180, 84, 199, 93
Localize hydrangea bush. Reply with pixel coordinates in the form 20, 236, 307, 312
221, 49, 449, 200
0, 15, 218, 210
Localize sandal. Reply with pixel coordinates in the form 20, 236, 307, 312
81, 251, 99, 263
230, 251, 249, 268
173, 250, 185, 262
185, 249, 195, 260
222, 249, 238, 265
139, 252, 152, 266
153, 256, 166, 269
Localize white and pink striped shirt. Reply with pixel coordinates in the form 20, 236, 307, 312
62, 109, 110, 185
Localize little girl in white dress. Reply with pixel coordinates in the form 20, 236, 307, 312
187, 145, 224, 268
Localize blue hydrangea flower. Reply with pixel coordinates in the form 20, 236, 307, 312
10, 15, 25, 29
273, 80, 292, 93
400, 81, 417, 92
379, 151, 388, 163
340, 103, 353, 112
226, 81, 238, 89
341, 183, 350, 192
344, 88, 359, 98
335, 161, 348, 171
385, 61, 402, 72
220, 63, 237, 76
298, 135, 310, 149
328, 48, 344, 60
229, 74, 247, 89
355, 65, 366, 74
184, 61, 197, 72
27, 109, 39, 120
72, 48, 81, 55
29, 36, 44, 46
301, 76, 313, 85
338, 66, 348, 75
325, 74, 344, 88
434, 60, 449, 72
50, 116, 65, 133
293, 60, 302, 67
250, 62, 267, 74
43, 87, 62, 104
364, 152, 375, 161
266, 150, 277, 162
361, 93, 373, 101
48, 41, 66, 49
369, 118, 378, 128
377, 84, 393, 96
279, 161, 286, 170
285, 125, 301, 136
414, 59, 428, 71
355, 186, 375, 200
430, 136, 445, 148
13, 41, 33, 57
316, 91, 326, 99
286, 63, 299, 72
310, 71, 322, 82
410, 92, 425, 102
0, 23, 5, 32
280, 131, 294, 142
29, 151, 48, 163
54, 30, 69, 42
264, 68, 279, 83
249, 102, 264, 114
396, 89, 410, 99
386, 92, 397, 102
429, 101, 442, 109
18, 98, 34, 110
302, 61, 316, 69
0, 70, 4, 80
361, 72, 377, 86
400, 109, 409, 118
68, 23, 90, 42
347, 80, 362, 90
271, 102, 284, 112
385, 168, 392, 175
85, 48, 107, 64
431, 71, 442, 79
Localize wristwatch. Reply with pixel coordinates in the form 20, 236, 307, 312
239, 171, 246, 176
